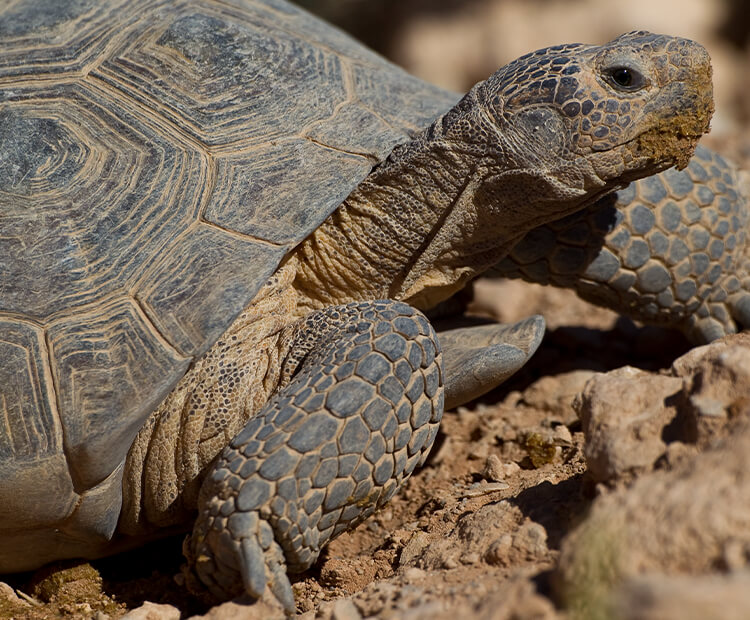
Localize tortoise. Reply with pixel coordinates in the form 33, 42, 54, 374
0, 0, 729, 612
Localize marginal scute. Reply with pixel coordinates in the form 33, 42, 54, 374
64, 461, 125, 544
0, 320, 59, 460
0, 453, 76, 532
48, 297, 191, 490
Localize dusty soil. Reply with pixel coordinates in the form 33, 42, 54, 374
3, 1, 750, 619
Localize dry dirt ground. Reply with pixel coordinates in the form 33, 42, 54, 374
3, 1, 750, 619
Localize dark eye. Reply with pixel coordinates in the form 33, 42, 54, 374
604, 66, 646, 91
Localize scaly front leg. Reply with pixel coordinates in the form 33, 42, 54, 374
185, 300, 443, 612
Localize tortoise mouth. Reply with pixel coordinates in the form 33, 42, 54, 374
633, 105, 714, 170
630, 66, 714, 170
599, 91, 714, 175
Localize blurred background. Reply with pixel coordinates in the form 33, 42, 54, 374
292, 0, 750, 158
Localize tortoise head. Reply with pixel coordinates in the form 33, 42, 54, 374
437, 31, 713, 220
489, 30, 713, 171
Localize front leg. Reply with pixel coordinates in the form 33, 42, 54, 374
185, 300, 443, 612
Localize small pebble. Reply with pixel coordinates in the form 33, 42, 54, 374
482, 454, 505, 481
120, 601, 180, 620
402, 567, 426, 583
331, 598, 362, 620
690, 395, 726, 417
460, 552, 480, 565
552, 424, 573, 444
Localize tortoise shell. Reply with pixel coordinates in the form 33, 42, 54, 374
0, 0, 456, 531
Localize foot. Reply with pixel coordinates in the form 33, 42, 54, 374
185, 300, 443, 612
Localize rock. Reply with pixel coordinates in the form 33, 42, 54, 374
512, 522, 549, 560
675, 336, 750, 445
464, 577, 559, 620
574, 334, 750, 485
459, 552, 480, 565
670, 333, 750, 378
614, 571, 750, 620
481, 454, 506, 481
419, 499, 549, 573
337, 581, 438, 618
573, 366, 684, 483
0, 581, 34, 618
552, 424, 573, 445
346, 581, 400, 618
121, 601, 181, 620
331, 598, 362, 620
400, 531, 431, 567
190, 596, 285, 620
0, 582, 26, 606
556, 421, 750, 614
402, 567, 427, 583
318, 572, 559, 620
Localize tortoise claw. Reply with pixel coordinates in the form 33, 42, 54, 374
439, 315, 545, 409
268, 554, 295, 615
186, 508, 295, 615
238, 537, 267, 599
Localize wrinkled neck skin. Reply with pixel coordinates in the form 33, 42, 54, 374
292, 92, 610, 313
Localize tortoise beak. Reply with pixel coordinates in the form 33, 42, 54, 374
637, 42, 714, 170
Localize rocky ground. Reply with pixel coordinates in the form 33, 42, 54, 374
3, 0, 750, 618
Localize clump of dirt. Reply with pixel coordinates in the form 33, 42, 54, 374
1, 564, 122, 620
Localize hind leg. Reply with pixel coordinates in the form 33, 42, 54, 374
490, 146, 750, 343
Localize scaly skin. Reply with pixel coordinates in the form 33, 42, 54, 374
292, 32, 714, 315
490, 144, 750, 343
186, 301, 444, 605
183, 32, 714, 613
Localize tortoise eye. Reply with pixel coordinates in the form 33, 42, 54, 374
604, 66, 646, 91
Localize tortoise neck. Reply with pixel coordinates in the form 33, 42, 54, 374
291, 124, 519, 314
